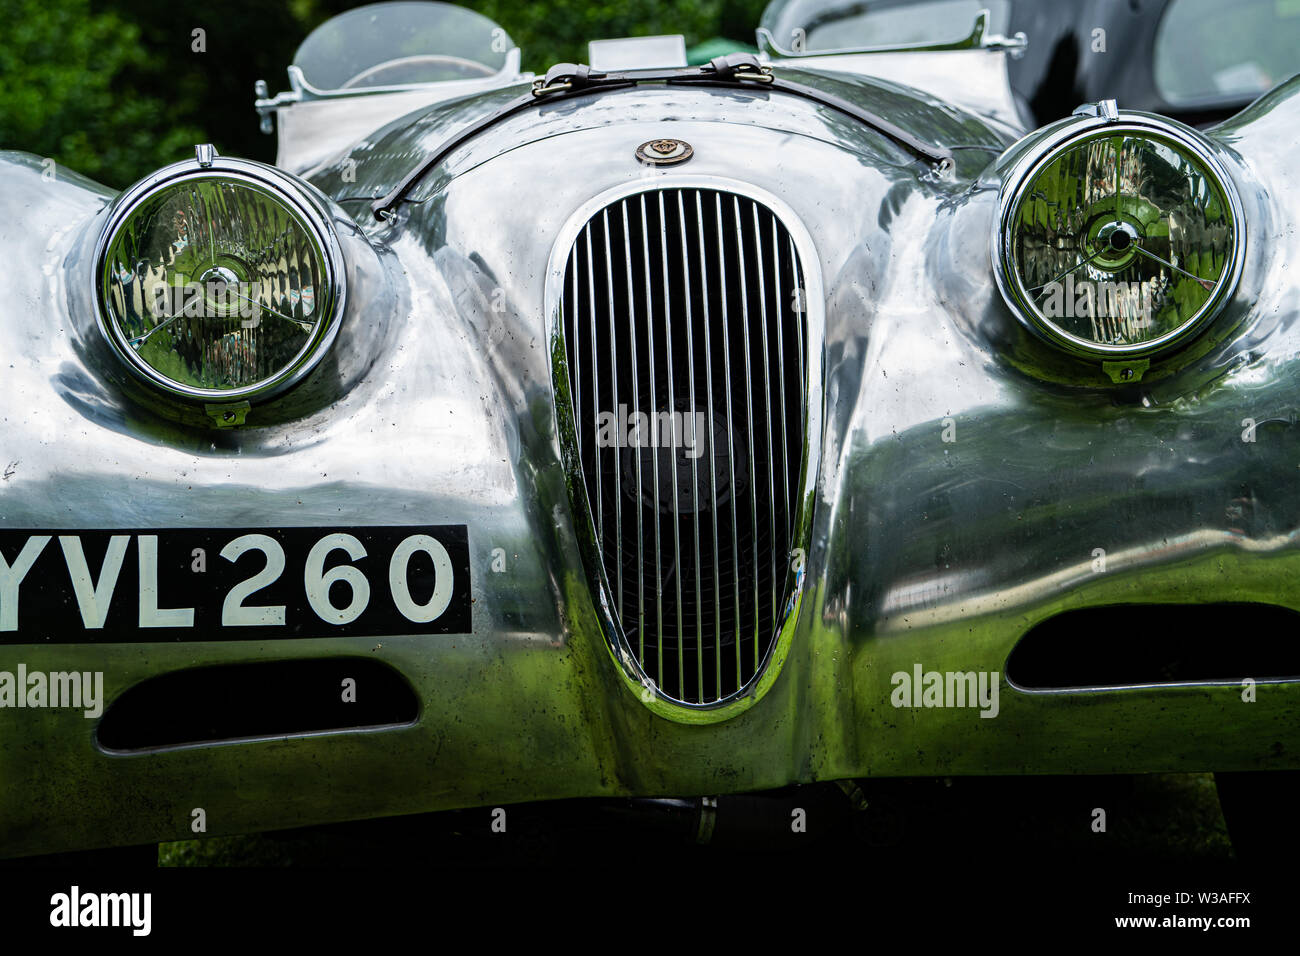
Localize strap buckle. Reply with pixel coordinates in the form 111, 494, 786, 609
533, 63, 607, 97
706, 53, 774, 84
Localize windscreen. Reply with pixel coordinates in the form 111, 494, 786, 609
759, 0, 1010, 52
293, 1, 513, 91
1155, 0, 1300, 105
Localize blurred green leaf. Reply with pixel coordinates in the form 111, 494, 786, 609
0, 0, 204, 186
0, 0, 770, 188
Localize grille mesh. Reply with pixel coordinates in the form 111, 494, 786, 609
561, 187, 808, 705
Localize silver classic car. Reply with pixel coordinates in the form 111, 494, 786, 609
1, 0, 1298, 859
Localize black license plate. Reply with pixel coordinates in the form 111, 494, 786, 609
0, 526, 471, 643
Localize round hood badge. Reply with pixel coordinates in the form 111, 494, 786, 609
636, 138, 693, 166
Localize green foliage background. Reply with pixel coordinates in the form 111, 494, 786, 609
0, 0, 768, 188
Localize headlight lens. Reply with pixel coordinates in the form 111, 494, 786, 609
996, 117, 1243, 359
97, 159, 341, 402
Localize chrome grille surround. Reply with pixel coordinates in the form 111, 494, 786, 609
546, 179, 822, 720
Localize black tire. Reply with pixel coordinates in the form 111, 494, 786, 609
1214, 770, 1300, 859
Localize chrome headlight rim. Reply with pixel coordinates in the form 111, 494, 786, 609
93, 153, 347, 405
992, 111, 1247, 364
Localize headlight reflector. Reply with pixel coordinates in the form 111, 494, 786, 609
96, 154, 342, 403
995, 113, 1244, 361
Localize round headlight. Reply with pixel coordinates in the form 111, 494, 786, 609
95, 149, 343, 403
994, 111, 1244, 361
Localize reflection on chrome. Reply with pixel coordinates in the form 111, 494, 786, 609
1000, 122, 1241, 358
877, 526, 1300, 634
102, 177, 329, 394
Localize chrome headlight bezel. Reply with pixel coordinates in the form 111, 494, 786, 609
93, 152, 347, 405
992, 110, 1246, 364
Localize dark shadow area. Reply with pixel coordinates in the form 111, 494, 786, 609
96, 658, 418, 752
1008, 603, 1300, 689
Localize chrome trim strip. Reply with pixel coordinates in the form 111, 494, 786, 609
1008, 676, 1300, 696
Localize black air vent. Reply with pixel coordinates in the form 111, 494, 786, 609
96, 658, 418, 752
561, 187, 809, 705
1007, 603, 1300, 689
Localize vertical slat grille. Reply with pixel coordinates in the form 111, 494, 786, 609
562, 187, 807, 705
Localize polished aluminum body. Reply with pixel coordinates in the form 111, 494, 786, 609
2, 33, 1299, 855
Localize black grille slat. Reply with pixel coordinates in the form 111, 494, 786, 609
694, 191, 724, 701
655, 191, 686, 695
676, 191, 705, 703
714, 192, 743, 687
584, 228, 601, 549
600, 210, 623, 619
752, 204, 776, 640
562, 188, 807, 705
772, 214, 791, 546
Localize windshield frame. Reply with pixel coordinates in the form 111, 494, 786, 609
756, 0, 1025, 58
